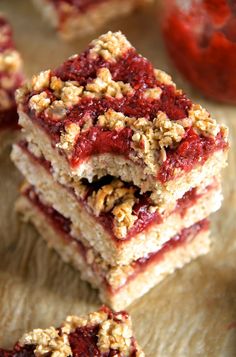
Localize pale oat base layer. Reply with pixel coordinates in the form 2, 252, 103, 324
32, 0, 151, 40
18, 111, 228, 212
16, 194, 211, 310
12, 142, 221, 266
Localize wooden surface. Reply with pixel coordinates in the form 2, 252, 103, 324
0, 1, 236, 356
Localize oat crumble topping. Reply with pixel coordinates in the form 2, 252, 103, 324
87, 179, 138, 239
98, 317, 133, 355
0, 49, 22, 73
61, 81, 83, 108
154, 69, 175, 87
61, 310, 109, 335
29, 91, 51, 113
189, 104, 221, 137
89, 31, 132, 61
85, 68, 133, 99
57, 122, 81, 151
97, 109, 135, 130
32, 70, 51, 92
19, 327, 72, 357
45, 100, 67, 121
143, 87, 162, 100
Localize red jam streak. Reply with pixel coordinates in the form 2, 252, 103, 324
24, 186, 208, 294
21, 142, 216, 241
158, 127, 227, 183
71, 126, 133, 166
162, 0, 236, 103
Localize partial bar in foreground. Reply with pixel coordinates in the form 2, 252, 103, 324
0, 306, 145, 356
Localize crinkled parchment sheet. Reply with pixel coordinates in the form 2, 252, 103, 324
0, 1, 236, 356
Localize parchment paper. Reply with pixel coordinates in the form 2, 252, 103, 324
0, 1, 236, 355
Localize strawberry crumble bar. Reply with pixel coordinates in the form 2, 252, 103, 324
12, 31, 229, 308
0, 306, 145, 356
12, 140, 222, 266
32, 0, 152, 40
0, 14, 24, 152
16, 185, 211, 310
16, 31, 228, 211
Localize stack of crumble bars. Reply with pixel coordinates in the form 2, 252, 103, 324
32, 0, 152, 40
0, 306, 145, 356
0, 14, 23, 151
12, 31, 229, 310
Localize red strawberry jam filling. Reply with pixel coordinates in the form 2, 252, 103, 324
158, 127, 228, 183
23, 185, 208, 294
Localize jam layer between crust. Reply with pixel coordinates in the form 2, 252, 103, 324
19, 141, 216, 241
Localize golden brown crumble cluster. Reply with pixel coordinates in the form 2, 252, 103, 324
19, 309, 143, 357
87, 178, 138, 239
19, 327, 71, 357
97, 315, 133, 355
16, 31, 227, 173
89, 31, 132, 61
